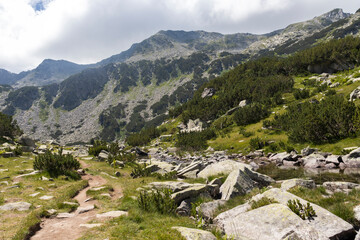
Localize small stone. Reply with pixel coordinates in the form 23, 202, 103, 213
79, 223, 102, 229
41, 176, 49, 181
57, 213, 75, 218
63, 201, 78, 206
0, 202, 31, 211
84, 197, 93, 202
115, 171, 121, 177
77, 205, 95, 214
39, 195, 54, 200
47, 209, 57, 215
100, 193, 111, 198
96, 211, 128, 219
30, 192, 40, 197
0, 181, 9, 186
36, 187, 45, 191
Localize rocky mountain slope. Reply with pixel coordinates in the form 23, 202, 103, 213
0, 8, 359, 144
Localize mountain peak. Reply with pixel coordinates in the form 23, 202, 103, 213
316, 8, 350, 22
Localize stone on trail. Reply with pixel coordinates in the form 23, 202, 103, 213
0, 202, 31, 211
96, 210, 128, 219
172, 226, 217, 240
79, 223, 102, 229
29, 192, 40, 197
77, 205, 95, 214
56, 213, 75, 218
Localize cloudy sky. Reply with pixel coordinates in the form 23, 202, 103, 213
0, 0, 358, 73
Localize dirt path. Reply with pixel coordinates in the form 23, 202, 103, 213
30, 161, 121, 240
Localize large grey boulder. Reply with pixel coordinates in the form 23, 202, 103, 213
0, 202, 31, 211
172, 227, 217, 240
197, 160, 250, 179
323, 181, 360, 194
176, 200, 191, 216
217, 204, 326, 240
148, 181, 193, 192
281, 179, 316, 191
146, 161, 175, 174
198, 200, 226, 221
220, 169, 258, 200
98, 150, 109, 161
201, 88, 216, 98
302, 154, 326, 168
343, 148, 360, 168
18, 135, 36, 147
301, 146, 318, 156
350, 86, 360, 101
250, 188, 356, 240
177, 161, 203, 178
171, 184, 219, 204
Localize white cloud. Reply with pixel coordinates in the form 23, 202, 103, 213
0, 0, 358, 72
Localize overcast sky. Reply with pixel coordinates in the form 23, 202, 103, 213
0, 0, 358, 73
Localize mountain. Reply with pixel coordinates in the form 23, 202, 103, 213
98, 30, 262, 66
0, 59, 92, 88
0, 8, 358, 144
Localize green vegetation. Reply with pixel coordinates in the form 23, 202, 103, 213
175, 129, 216, 151
268, 95, 359, 144
33, 149, 80, 178
0, 112, 22, 141
287, 199, 316, 220
4, 86, 40, 115
138, 189, 176, 215
126, 126, 161, 146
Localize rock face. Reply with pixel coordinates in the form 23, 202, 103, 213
0, 202, 31, 211
172, 227, 217, 240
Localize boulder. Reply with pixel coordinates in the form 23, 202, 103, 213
325, 155, 341, 165
176, 200, 191, 216
217, 204, 326, 240
350, 86, 360, 101
220, 169, 258, 200
281, 179, 316, 191
301, 146, 318, 156
146, 161, 175, 174
201, 88, 216, 98
148, 181, 193, 192
250, 188, 356, 240
98, 150, 109, 160
322, 181, 360, 193
353, 205, 360, 222
197, 160, 250, 179
96, 211, 128, 219
172, 227, 217, 240
18, 135, 36, 147
171, 184, 219, 204
239, 99, 251, 108
198, 200, 226, 221
135, 147, 148, 156
302, 154, 326, 168
343, 148, 360, 168
177, 161, 203, 178
0, 202, 31, 211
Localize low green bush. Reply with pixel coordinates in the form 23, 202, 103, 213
33, 149, 80, 178
138, 189, 176, 215
287, 199, 316, 220
176, 128, 216, 151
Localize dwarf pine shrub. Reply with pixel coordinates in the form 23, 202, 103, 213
138, 189, 176, 214
287, 199, 316, 220
33, 149, 80, 178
